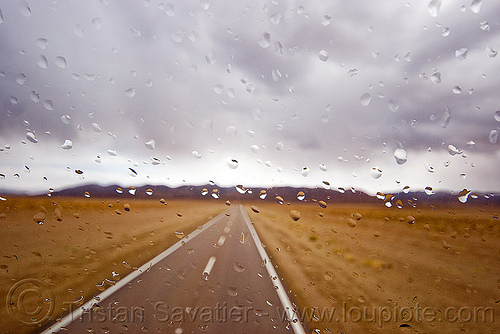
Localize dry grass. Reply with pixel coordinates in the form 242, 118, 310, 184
244, 201, 500, 333
0, 196, 226, 334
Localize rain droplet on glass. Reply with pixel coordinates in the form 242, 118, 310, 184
37, 55, 49, 69
470, 0, 482, 13
427, 0, 442, 17
258, 32, 271, 48
394, 148, 407, 165
360, 93, 371, 106
455, 48, 468, 60
489, 130, 498, 144
61, 139, 73, 150
318, 50, 329, 61
145, 139, 156, 150
270, 12, 281, 25
430, 72, 441, 84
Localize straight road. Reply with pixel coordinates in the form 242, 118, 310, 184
41, 204, 306, 334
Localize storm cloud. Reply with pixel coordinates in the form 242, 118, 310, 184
0, 0, 499, 195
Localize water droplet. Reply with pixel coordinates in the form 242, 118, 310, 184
470, 0, 482, 13
258, 32, 271, 48
290, 210, 301, 221
347, 68, 358, 78
296, 191, 305, 201
201, 188, 208, 196
321, 15, 331, 26
233, 262, 245, 273
91, 123, 102, 133
271, 68, 282, 82
447, 144, 462, 156
406, 215, 416, 224
74, 24, 84, 38
403, 186, 410, 194
458, 189, 471, 203
227, 286, 238, 297
347, 219, 357, 228
43, 100, 54, 110
204, 52, 216, 65
430, 72, 441, 84
275, 196, 284, 205
452, 86, 462, 94
130, 27, 141, 37
0, 9, 3, 24
259, 190, 267, 200
424, 186, 434, 195
226, 158, 239, 169
92, 17, 103, 29
318, 50, 329, 61
37, 55, 48, 69
428, 0, 442, 17
441, 27, 450, 37
145, 139, 156, 150
19, 1, 32, 17
54, 56, 66, 68
84, 191, 91, 198
270, 12, 281, 25
16, 73, 27, 85
26, 132, 38, 143
128, 168, 138, 177
171, 28, 185, 43
128, 187, 136, 195
486, 47, 498, 58
493, 111, 500, 122
251, 206, 260, 213
440, 107, 451, 128
36, 38, 49, 49
319, 163, 327, 172
175, 231, 185, 239
360, 93, 371, 106
301, 167, 310, 177
211, 189, 220, 199
33, 212, 46, 224
455, 48, 468, 60
387, 99, 399, 112
213, 84, 223, 95
125, 87, 135, 97
192, 150, 201, 159
370, 167, 382, 179
489, 130, 498, 144
61, 139, 73, 150
394, 148, 407, 165
116, 187, 123, 194
318, 200, 327, 208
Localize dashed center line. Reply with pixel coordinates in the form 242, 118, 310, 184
217, 235, 226, 246
202, 256, 217, 280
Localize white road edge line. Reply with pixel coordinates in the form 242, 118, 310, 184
202, 256, 217, 278
238, 204, 306, 334
40, 210, 228, 334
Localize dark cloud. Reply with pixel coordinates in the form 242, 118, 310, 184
0, 0, 499, 194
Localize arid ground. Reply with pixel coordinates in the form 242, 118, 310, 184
244, 200, 500, 333
0, 196, 499, 333
0, 196, 227, 333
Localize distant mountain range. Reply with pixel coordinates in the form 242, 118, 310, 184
16, 183, 497, 206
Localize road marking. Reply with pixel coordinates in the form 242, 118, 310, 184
40, 210, 228, 334
217, 235, 226, 246
202, 256, 217, 279
239, 204, 306, 334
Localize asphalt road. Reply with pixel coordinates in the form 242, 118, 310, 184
41, 204, 306, 334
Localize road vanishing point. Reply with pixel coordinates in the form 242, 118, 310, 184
41, 204, 307, 334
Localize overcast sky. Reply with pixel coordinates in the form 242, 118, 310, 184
0, 0, 499, 196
